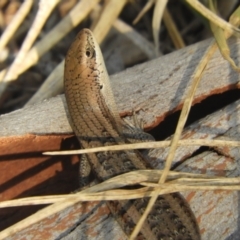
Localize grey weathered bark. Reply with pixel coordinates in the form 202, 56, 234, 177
1, 36, 240, 240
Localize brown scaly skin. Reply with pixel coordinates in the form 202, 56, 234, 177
64, 28, 201, 240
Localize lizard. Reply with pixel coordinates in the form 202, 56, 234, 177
64, 28, 201, 240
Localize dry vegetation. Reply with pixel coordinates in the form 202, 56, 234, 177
0, 0, 240, 239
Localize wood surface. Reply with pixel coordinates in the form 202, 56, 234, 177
0, 36, 240, 240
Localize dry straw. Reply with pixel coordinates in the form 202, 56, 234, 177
0, 0, 240, 239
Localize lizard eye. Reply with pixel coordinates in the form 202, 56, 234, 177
86, 50, 91, 57
85, 48, 95, 58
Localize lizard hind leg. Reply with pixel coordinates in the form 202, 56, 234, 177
78, 154, 95, 189
122, 111, 154, 143
72, 154, 93, 193
123, 110, 143, 131
132, 110, 145, 130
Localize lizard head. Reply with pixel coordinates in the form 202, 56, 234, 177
64, 29, 123, 134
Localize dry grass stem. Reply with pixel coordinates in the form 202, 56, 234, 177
21, 0, 99, 75
25, 60, 64, 106
2, 0, 61, 83
130, 11, 232, 237
2, 1, 240, 238
186, 0, 240, 37
163, 7, 185, 49
26, 0, 126, 106
0, 0, 33, 52
0, 170, 239, 205
113, 19, 156, 59
210, 5, 240, 71
0, 0, 100, 97
91, 0, 128, 43
1, 169, 240, 239
1, 183, 240, 209
133, 0, 155, 25
43, 139, 240, 156
152, 0, 167, 55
